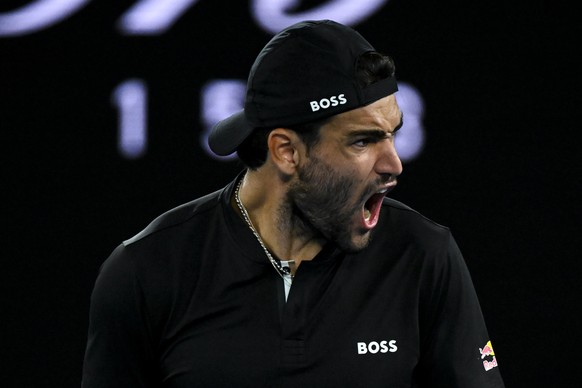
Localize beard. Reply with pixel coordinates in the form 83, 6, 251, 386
283, 155, 377, 253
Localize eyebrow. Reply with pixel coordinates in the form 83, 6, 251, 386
346, 113, 404, 139
392, 113, 404, 133
393, 114, 404, 133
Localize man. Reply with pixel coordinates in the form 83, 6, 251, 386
82, 20, 504, 387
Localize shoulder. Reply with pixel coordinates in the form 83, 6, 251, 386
96, 187, 228, 286
123, 188, 224, 246
380, 197, 452, 244
92, 188, 229, 319
369, 197, 462, 270
96, 187, 223, 269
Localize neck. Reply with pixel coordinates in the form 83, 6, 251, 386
233, 169, 325, 268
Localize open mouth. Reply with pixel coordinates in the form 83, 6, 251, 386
361, 177, 398, 229
362, 190, 388, 229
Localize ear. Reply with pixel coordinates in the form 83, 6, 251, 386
267, 128, 302, 175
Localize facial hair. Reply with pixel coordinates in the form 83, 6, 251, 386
282, 155, 377, 252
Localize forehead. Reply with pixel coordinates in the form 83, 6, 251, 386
321, 95, 401, 136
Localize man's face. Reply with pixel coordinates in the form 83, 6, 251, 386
287, 95, 403, 252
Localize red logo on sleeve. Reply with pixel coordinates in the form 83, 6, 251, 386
479, 341, 499, 371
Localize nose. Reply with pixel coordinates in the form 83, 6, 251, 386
375, 139, 403, 177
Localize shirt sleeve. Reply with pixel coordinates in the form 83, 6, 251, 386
415, 233, 505, 387
82, 244, 159, 388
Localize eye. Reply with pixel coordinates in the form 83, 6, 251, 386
352, 138, 371, 148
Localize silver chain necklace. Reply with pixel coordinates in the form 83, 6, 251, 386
234, 179, 294, 284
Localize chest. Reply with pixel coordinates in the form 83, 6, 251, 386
156, 257, 422, 387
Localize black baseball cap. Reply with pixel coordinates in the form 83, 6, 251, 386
208, 20, 398, 156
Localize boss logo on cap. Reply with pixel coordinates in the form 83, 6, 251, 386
309, 94, 347, 112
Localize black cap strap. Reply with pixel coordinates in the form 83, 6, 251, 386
361, 76, 399, 105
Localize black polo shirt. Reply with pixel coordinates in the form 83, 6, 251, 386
82, 176, 504, 387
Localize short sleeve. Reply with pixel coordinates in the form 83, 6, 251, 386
82, 244, 159, 388
415, 234, 505, 387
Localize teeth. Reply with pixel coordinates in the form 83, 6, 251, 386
378, 188, 388, 194
364, 208, 371, 220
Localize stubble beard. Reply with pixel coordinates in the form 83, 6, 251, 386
279, 155, 374, 253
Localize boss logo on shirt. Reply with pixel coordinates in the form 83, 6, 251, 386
309, 94, 347, 111
357, 340, 398, 354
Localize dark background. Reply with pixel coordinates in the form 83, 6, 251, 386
1, 0, 579, 386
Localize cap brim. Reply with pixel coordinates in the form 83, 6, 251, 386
208, 110, 253, 156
